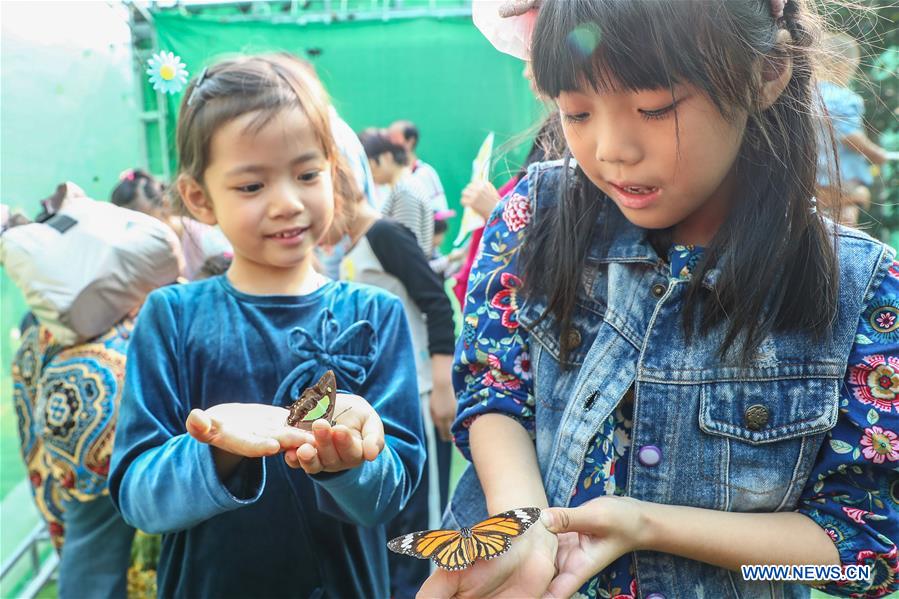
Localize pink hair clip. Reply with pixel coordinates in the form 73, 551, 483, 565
119, 169, 136, 182
770, 0, 786, 19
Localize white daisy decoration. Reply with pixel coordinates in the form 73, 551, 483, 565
146, 51, 189, 95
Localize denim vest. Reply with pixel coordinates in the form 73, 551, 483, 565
447, 160, 895, 599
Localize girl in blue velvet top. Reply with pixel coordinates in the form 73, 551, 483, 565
424, 1, 899, 598
108, 54, 425, 598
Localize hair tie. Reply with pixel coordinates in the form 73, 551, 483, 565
119, 169, 136, 182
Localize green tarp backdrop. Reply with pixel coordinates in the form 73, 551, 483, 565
0, 3, 543, 500
152, 9, 545, 244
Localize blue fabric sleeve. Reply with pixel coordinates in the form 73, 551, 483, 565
796, 262, 899, 597
108, 290, 265, 534
308, 296, 426, 527
451, 176, 536, 461
824, 85, 865, 139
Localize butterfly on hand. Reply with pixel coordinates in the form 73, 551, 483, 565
285, 370, 348, 429
387, 507, 542, 571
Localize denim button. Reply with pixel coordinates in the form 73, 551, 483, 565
651, 283, 667, 298
645, 594, 666, 599
745, 404, 770, 431
637, 445, 662, 467
564, 328, 582, 351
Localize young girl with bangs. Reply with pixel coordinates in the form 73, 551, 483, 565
427, 1, 899, 597
108, 53, 425, 598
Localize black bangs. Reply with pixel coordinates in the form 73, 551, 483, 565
531, 0, 767, 116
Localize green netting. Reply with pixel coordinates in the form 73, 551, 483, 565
152, 9, 545, 246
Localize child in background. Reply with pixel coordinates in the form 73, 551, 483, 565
108, 54, 425, 598
424, 1, 899, 598
330, 175, 456, 599
111, 169, 231, 280
815, 32, 892, 226
429, 209, 465, 278
359, 129, 434, 256
13, 314, 136, 598
387, 120, 449, 213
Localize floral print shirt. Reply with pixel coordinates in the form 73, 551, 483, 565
452, 176, 899, 598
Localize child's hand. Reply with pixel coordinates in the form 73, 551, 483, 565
284, 393, 385, 474
186, 403, 310, 480
186, 403, 308, 457
417, 523, 557, 598
430, 381, 457, 442
461, 181, 501, 220
539, 496, 647, 598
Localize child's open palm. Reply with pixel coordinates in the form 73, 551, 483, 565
186, 403, 308, 458
283, 393, 385, 474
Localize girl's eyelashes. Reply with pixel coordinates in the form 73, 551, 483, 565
561, 100, 683, 124
638, 100, 681, 121
235, 183, 263, 193
299, 170, 321, 182
562, 112, 590, 124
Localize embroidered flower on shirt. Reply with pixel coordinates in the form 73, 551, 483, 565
272, 309, 377, 406
853, 545, 898, 597
849, 354, 899, 413
513, 351, 532, 380
502, 193, 531, 232
843, 506, 873, 525
490, 272, 522, 330
863, 298, 899, 344
860, 425, 899, 464
483, 366, 521, 391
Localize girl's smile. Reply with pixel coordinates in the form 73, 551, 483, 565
266, 225, 311, 246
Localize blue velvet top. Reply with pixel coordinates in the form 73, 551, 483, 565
109, 276, 425, 598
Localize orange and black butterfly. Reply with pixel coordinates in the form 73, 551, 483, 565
387, 507, 541, 571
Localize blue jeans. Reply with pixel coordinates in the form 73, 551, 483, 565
57, 495, 135, 599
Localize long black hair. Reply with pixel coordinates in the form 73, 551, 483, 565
521, 0, 839, 364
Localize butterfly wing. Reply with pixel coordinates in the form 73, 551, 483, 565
286, 370, 337, 428
387, 508, 541, 572
432, 535, 476, 571
467, 507, 542, 563
388, 529, 460, 559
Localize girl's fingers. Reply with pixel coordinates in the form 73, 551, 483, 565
273, 427, 312, 450
284, 448, 301, 469
185, 409, 215, 442
332, 425, 362, 465
360, 411, 385, 461
240, 434, 281, 457
312, 420, 340, 468
541, 506, 600, 535
296, 443, 322, 474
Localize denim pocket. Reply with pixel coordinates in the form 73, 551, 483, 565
699, 377, 839, 444
697, 377, 839, 511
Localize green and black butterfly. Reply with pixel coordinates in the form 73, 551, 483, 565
285, 370, 348, 429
